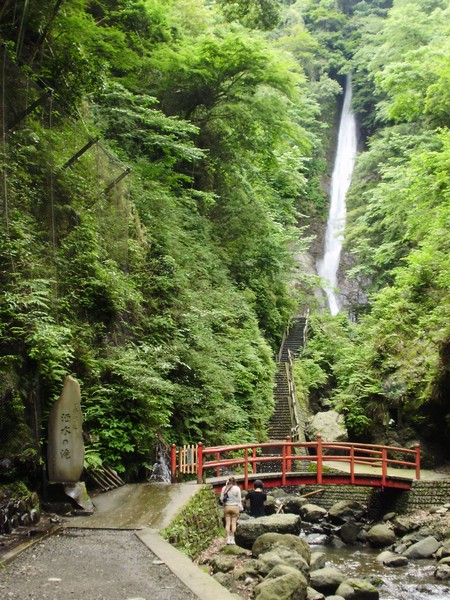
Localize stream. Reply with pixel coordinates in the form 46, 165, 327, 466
309, 541, 449, 599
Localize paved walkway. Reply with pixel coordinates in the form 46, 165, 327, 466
0, 483, 237, 600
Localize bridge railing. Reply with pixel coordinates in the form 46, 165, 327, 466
170, 435, 420, 487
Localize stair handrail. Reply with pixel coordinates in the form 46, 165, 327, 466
276, 309, 310, 362
302, 309, 310, 348
286, 350, 301, 442
276, 327, 288, 363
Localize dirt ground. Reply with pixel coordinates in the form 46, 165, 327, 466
0, 527, 200, 600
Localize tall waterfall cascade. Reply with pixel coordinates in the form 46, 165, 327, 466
317, 74, 357, 315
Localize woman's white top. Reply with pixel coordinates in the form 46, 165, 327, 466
221, 484, 241, 505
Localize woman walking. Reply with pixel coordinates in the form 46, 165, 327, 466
220, 477, 242, 545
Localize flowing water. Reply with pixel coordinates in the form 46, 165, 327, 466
317, 74, 357, 315
309, 541, 449, 599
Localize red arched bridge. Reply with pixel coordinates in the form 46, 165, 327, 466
170, 435, 420, 491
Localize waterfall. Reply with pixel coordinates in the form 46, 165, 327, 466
317, 74, 357, 315
150, 439, 172, 484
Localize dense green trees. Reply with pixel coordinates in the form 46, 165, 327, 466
3, 0, 447, 485
0, 0, 330, 480
300, 0, 450, 459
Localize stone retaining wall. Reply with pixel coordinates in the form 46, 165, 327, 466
394, 479, 450, 512
281, 478, 450, 518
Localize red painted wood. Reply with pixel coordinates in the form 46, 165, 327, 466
171, 437, 420, 490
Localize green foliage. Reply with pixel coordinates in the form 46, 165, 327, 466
0, 0, 358, 482
161, 486, 222, 559
217, 0, 281, 30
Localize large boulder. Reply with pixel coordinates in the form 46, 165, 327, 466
235, 514, 302, 550
254, 566, 308, 600
252, 532, 311, 564
391, 515, 420, 536
300, 503, 327, 523
306, 410, 348, 443
403, 535, 440, 559
257, 549, 309, 578
335, 578, 379, 599
339, 522, 361, 544
328, 501, 366, 525
309, 566, 345, 595
366, 524, 396, 548
283, 495, 309, 515
383, 554, 408, 567
209, 555, 236, 573
310, 551, 327, 571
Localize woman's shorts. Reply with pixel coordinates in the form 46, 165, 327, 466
223, 505, 240, 518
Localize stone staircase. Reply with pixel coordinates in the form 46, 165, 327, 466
269, 363, 292, 439
279, 316, 307, 362
268, 315, 308, 442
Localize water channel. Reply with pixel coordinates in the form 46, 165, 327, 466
317, 73, 357, 315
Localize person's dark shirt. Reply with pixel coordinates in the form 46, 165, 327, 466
245, 489, 267, 517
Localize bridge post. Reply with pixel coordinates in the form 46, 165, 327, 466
216, 452, 220, 478
171, 444, 177, 483
350, 445, 355, 485
281, 443, 287, 486
197, 442, 203, 484
286, 436, 292, 472
415, 444, 420, 480
316, 434, 322, 484
252, 447, 257, 474
381, 447, 387, 487
244, 448, 249, 489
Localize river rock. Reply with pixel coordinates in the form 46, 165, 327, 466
310, 551, 326, 571
257, 549, 309, 577
383, 554, 408, 567
283, 495, 309, 515
335, 578, 379, 599
252, 532, 311, 563
403, 535, 440, 559
375, 550, 395, 563
212, 571, 238, 593
309, 566, 345, 595
234, 559, 261, 580
264, 496, 277, 514
435, 563, 450, 580
340, 522, 360, 544
392, 515, 420, 536
235, 514, 302, 550
438, 539, 450, 558
254, 566, 308, 600
366, 524, 396, 548
300, 503, 327, 523
209, 555, 236, 572
306, 587, 325, 600
328, 501, 366, 524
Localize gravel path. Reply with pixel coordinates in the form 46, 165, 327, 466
0, 528, 199, 600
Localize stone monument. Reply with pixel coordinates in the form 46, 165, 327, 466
47, 375, 93, 512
